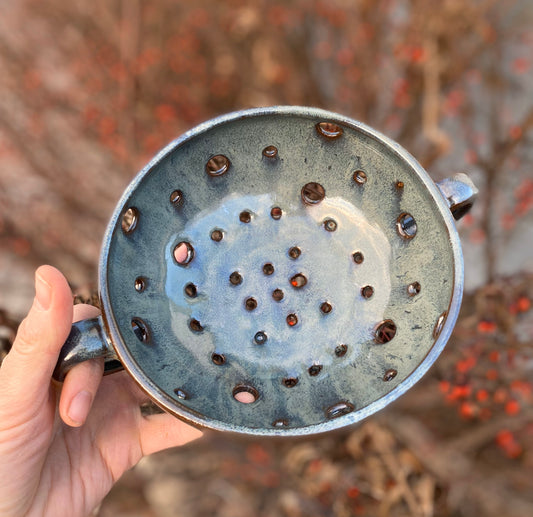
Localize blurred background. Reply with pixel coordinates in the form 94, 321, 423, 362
0, 0, 532, 515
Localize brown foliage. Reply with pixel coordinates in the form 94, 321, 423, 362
1, 1, 533, 516
92, 274, 533, 517
0, 0, 532, 288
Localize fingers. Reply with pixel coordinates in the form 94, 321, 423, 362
59, 359, 104, 427
137, 413, 203, 456
0, 266, 73, 413
72, 303, 101, 323
58, 304, 105, 427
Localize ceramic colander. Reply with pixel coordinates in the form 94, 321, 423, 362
54, 106, 477, 436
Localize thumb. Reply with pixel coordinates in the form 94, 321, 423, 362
0, 266, 73, 414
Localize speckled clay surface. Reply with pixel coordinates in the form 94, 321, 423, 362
90, 107, 464, 436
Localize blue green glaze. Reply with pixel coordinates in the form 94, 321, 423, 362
61, 107, 469, 436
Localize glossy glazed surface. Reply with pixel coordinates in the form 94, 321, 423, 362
100, 107, 463, 435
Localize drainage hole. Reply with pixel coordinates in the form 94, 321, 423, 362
434, 312, 447, 339
308, 364, 323, 376
272, 419, 288, 427
361, 285, 374, 299
174, 242, 195, 266
288, 246, 301, 259
189, 318, 204, 332
131, 318, 149, 343
290, 273, 307, 289
271, 206, 282, 219
335, 344, 348, 357
210, 229, 224, 242
229, 271, 243, 285
374, 320, 397, 344
272, 288, 284, 302
383, 369, 398, 381
184, 283, 198, 298
353, 170, 367, 185
121, 207, 139, 234
263, 263, 275, 275
352, 251, 364, 264
407, 282, 421, 296
206, 154, 230, 176
326, 401, 355, 419
211, 353, 226, 365
286, 313, 298, 327
174, 388, 189, 400
323, 218, 337, 232
316, 121, 343, 139
397, 212, 417, 239
263, 145, 278, 158
254, 331, 267, 345
239, 210, 252, 223
170, 189, 184, 207
283, 377, 299, 388
233, 384, 259, 404
301, 182, 326, 205
134, 277, 146, 293
245, 297, 258, 311
320, 301, 333, 314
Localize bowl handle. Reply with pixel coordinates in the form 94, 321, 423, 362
52, 316, 123, 382
436, 173, 478, 220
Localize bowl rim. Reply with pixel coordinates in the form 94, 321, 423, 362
98, 106, 464, 436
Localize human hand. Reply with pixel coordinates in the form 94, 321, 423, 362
0, 266, 203, 517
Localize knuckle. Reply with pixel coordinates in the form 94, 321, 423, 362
13, 315, 58, 362
14, 317, 39, 356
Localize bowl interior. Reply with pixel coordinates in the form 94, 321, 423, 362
103, 108, 459, 435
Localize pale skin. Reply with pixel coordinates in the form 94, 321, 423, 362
0, 266, 203, 517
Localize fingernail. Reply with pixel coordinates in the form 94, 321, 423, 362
35, 273, 52, 311
68, 390, 92, 426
